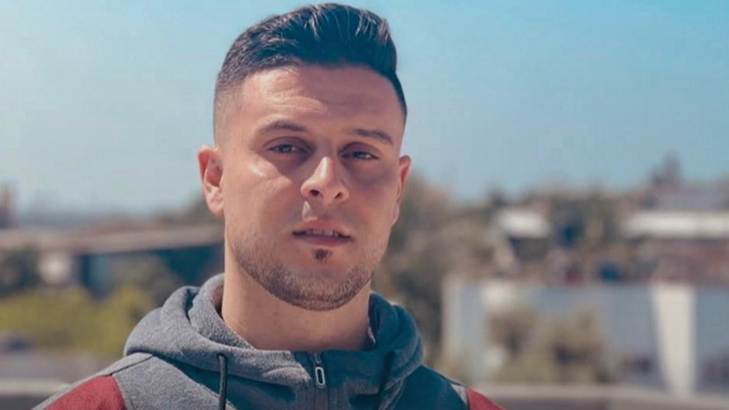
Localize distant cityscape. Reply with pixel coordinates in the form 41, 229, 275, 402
0, 154, 728, 404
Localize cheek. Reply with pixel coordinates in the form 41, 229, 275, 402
224, 164, 292, 220
354, 171, 401, 218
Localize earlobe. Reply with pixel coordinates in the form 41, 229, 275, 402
198, 146, 225, 218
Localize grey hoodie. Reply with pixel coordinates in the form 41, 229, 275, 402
34, 274, 487, 410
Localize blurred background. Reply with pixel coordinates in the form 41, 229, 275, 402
1, 1, 728, 409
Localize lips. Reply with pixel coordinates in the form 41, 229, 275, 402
293, 229, 350, 239
292, 223, 352, 247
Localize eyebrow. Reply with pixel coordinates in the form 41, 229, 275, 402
259, 120, 394, 146
350, 128, 394, 146
259, 120, 309, 134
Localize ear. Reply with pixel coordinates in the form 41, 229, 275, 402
198, 145, 224, 218
392, 155, 411, 225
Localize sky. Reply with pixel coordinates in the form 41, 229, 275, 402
1, 0, 728, 214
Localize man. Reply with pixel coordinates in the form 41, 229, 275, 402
35, 4, 504, 410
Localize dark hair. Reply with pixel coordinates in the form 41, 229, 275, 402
214, 3, 406, 133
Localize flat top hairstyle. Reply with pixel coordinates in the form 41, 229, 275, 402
213, 3, 406, 141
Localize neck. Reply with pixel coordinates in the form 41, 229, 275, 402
220, 266, 372, 352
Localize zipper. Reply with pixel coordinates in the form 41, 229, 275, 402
313, 353, 327, 388
311, 353, 328, 410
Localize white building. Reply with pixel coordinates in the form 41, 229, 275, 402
443, 277, 729, 398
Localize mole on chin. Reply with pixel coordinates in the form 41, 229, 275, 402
314, 249, 330, 262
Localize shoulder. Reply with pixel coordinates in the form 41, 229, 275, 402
464, 387, 506, 410
32, 353, 153, 410
32, 376, 126, 410
397, 366, 505, 410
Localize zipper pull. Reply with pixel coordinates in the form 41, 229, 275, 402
313, 353, 327, 389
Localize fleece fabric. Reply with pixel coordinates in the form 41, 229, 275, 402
34, 274, 504, 410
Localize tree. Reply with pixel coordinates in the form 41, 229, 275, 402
0, 285, 153, 358
110, 254, 184, 307
376, 175, 495, 364
0, 246, 41, 297
489, 307, 616, 384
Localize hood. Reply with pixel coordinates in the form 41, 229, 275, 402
124, 274, 424, 409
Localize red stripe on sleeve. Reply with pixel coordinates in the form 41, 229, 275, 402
46, 376, 126, 410
467, 388, 505, 410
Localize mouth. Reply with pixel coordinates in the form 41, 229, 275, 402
293, 229, 351, 239
292, 227, 353, 248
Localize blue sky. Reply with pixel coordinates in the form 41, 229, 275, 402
1, 0, 728, 213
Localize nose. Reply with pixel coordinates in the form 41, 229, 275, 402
300, 156, 349, 207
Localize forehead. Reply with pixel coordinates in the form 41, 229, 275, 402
234, 65, 405, 136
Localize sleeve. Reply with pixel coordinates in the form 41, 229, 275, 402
33, 376, 127, 410
466, 388, 505, 410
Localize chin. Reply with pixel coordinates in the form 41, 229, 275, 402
290, 264, 354, 280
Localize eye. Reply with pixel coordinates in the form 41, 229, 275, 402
350, 151, 376, 160
270, 144, 306, 154
342, 140, 384, 162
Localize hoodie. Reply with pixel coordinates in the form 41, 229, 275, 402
34, 274, 504, 410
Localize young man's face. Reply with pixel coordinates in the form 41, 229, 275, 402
200, 65, 410, 310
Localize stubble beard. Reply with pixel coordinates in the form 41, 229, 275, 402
228, 230, 386, 311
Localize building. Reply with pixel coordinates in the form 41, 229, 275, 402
623, 211, 729, 285
0, 224, 224, 296
443, 277, 729, 399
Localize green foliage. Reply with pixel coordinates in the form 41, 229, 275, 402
376, 175, 495, 364
375, 175, 451, 362
489, 304, 538, 358
0, 285, 154, 358
385, 174, 450, 255
489, 307, 617, 385
109, 254, 183, 306
0, 246, 41, 297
